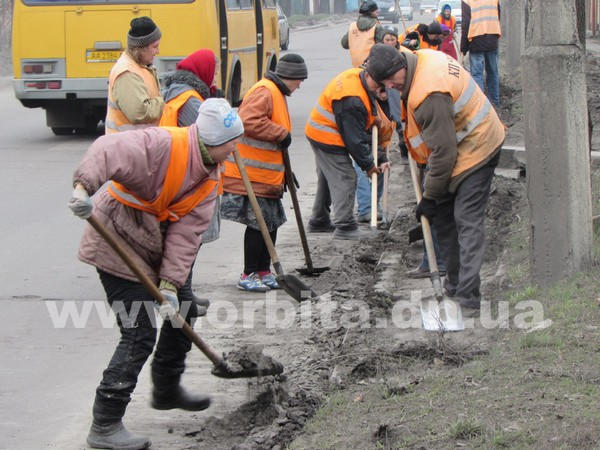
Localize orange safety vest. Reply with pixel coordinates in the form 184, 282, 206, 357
464, 0, 501, 41
348, 21, 377, 68
105, 51, 162, 134
400, 24, 439, 50
159, 90, 204, 127
375, 101, 395, 150
107, 127, 218, 222
222, 79, 290, 195
305, 68, 376, 147
436, 14, 456, 32
403, 50, 504, 178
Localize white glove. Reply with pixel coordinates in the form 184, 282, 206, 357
155, 280, 179, 320
69, 185, 93, 219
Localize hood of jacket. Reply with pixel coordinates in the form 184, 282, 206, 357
162, 70, 211, 102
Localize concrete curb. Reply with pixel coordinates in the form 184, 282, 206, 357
0, 76, 12, 89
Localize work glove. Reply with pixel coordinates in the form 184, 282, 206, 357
367, 166, 381, 178
379, 161, 392, 173
279, 132, 292, 149
156, 280, 179, 320
415, 197, 437, 223
68, 185, 93, 219
284, 171, 300, 191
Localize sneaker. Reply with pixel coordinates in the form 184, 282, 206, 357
333, 228, 360, 240
237, 272, 270, 292
308, 221, 335, 233
260, 272, 281, 289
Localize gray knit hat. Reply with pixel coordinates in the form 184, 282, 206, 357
195, 98, 244, 146
127, 17, 162, 48
366, 43, 407, 82
275, 54, 308, 80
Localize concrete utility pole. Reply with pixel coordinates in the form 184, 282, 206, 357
522, 0, 593, 284
503, 0, 525, 73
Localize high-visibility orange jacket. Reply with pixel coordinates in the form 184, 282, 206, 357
159, 90, 204, 127
305, 68, 376, 148
464, 0, 501, 41
400, 24, 440, 50
108, 126, 218, 222
436, 14, 456, 32
348, 21, 376, 68
106, 52, 162, 134
403, 50, 504, 179
376, 101, 395, 151
223, 78, 291, 199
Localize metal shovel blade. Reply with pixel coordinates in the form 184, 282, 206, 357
420, 297, 465, 332
276, 274, 316, 302
296, 265, 330, 276
210, 354, 284, 379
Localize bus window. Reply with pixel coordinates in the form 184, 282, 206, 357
240, 0, 252, 9
226, 0, 240, 9
262, 0, 276, 7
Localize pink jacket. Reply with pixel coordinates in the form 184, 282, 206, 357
73, 126, 218, 288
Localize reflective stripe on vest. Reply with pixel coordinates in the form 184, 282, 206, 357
159, 90, 204, 127
107, 127, 217, 222
304, 68, 376, 147
105, 52, 161, 134
404, 50, 504, 176
222, 78, 290, 189
465, 0, 501, 41
348, 21, 376, 68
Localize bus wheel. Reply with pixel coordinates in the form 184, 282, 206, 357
52, 127, 74, 136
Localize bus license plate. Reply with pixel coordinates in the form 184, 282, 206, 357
86, 50, 122, 63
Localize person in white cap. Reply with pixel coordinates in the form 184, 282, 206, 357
68, 98, 243, 450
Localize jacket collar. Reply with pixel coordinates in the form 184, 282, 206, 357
265, 71, 291, 96
402, 52, 418, 102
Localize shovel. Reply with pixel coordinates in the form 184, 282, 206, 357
281, 146, 330, 276
86, 215, 284, 378
407, 155, 464, 332
232, 149, 316, 301
380, 146, 390, 226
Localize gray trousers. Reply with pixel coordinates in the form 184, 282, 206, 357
434, 153, 499, 303
309, 143, 358, 231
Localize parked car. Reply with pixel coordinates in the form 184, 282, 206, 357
378, 0, 412, 23
420, 0, 438, 14
377, 0, 399, 23
436, 0, 462, 26
277, 4, 290, 50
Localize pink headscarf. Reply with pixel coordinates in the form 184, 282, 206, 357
176, 49, 217, 95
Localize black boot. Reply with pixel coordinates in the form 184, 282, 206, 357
86, 421, 151, 450
151, 384, 211, 411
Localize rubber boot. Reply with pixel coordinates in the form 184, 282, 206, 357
151, 375, 211, 411
86, 421, 151, 450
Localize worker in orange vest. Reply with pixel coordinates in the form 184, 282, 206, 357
374, 47, 505, 314
305, 44, 398, 240
341, 0, 386, 67
436, 3, 457, 32
401, 22, 444, 51
221, 54, 308, 292
160, 48, 220, 127
159, 48, 222, 315
105, 17, 164, 134
69, 99, 244, 450
461, 0, 501, 106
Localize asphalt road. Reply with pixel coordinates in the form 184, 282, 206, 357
0, 16, 424, 449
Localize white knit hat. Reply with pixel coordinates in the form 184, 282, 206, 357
195, 98, 244, 146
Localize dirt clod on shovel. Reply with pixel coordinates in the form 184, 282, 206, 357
211, 345, 284, 378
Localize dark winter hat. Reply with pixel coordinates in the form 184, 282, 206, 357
442, 3, 452, 11
427, 21, 443, 35
359, 0, 378, 14
275, 53, 308, 80
366, 43, 406, 82
383, 26, 398, 38
127, 17, 162, 48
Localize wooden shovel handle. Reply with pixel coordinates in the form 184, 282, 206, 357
407, 156, 443, 300
371, 126, 379, 229
86, 215, 223, 366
